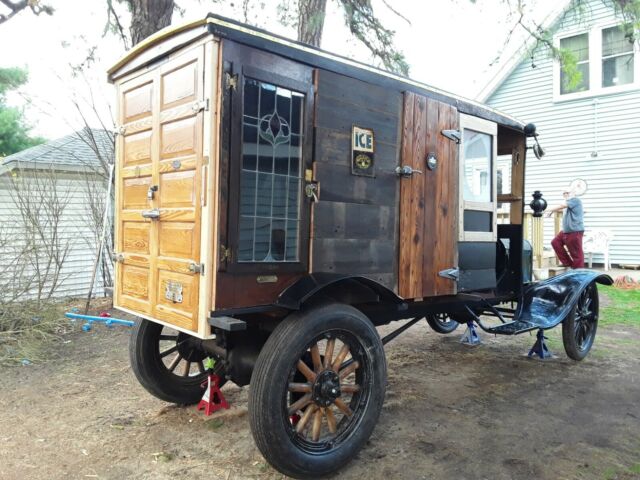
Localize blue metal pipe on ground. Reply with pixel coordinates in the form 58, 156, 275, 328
65, 312, 135, 331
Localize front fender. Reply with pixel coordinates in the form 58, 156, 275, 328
515, 269, 613, 329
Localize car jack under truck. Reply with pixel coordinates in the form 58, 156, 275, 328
107, 15, 613, 478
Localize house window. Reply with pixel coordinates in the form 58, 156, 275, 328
602, 25, 634, 87
238, 77, 304, 263
560, 33, 590, 94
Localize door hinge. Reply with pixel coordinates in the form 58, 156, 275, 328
115, 125, 126, 136
220, 245, 232, 262
438, 268, 459, 281
189, 262, 204, 275
192, 98, 209, 113
225, 72, 238, 91
441, 129, 461, 144
112, 253, 125, 263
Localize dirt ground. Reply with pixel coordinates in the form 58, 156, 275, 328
1, 307, 639, 480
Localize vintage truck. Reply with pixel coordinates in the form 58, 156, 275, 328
107, 14, 612, 478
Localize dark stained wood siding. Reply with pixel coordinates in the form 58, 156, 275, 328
312, 70, 402, 291
398, 92, 459, 299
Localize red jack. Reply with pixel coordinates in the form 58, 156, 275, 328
197, 374, 229, 415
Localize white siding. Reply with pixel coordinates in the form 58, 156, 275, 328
487, 0, 640, 265
0, 170, 111, 301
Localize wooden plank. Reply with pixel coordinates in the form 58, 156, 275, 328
315, 164, 396, 206
431, 103, 458, 296
311, 239, 395, 274
316, 95, 399, 146
313, 201, 394, 240
398, 93, 415, 298
316, 70, 402, 116
407, 94, 427, 298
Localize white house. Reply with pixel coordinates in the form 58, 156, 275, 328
480, 0, 640, 267
0, 128, 113, 302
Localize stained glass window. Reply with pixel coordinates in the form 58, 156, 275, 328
238, 77, 304, 263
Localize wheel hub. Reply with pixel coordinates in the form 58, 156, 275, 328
312, 370, 341, 406
176, 333, 207, 362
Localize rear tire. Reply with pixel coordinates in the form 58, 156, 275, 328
562, 282, 599, 361
426, 313, 459, 334
129, 319, 223, 404
249, 303, 386, 479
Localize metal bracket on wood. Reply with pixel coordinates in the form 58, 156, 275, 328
189, 262, 204, 275
225, 72, 238, 91
441, 129, 461, 144
192, 98, 210, 113
220, 245, 231, 263
112, 253, 125, 263
439, 268, 459, 281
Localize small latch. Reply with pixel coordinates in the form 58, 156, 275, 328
192, 99, 209, 113
189, 262, 204, 275
304, 182, 319, 202
112, 253, 125, 263
441, 129, 461, 144
147, 184, 158, 200
141, 208, 160, 219
116, 125, 127, 136
225, 72, 238, 91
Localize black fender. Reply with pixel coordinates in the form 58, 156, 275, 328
275, 273, 404, 310
515, 269, 613, 330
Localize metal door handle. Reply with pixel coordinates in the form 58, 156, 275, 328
395, 165, 422, 177
141, 208, 160, 219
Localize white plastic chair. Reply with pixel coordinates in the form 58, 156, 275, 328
583, 230, 613, 271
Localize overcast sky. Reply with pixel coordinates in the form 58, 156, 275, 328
0, 0, 559, 139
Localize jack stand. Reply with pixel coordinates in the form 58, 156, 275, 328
528, 329, 552, 359
197, 374, 229, 415
460, 321, 481, 346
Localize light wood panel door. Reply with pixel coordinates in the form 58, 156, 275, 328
398, 92, 459, 299
115, 46, 206, 332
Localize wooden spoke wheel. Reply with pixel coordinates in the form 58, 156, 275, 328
249, 303, 386, 479
129, 319, 224, 404
562, 282, 599, 361
425, 313, 459, 334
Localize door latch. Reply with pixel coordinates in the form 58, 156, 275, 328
141, 208, 160, 219
441, 129, 461, 144
305, 182, 319, 202
189, 262, 204, 275
147, 184, 158, 200
395, 165, 422, 177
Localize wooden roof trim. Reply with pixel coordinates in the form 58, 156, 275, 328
107, 18, 207, 78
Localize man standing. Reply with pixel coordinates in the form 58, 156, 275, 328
547, 186, 585, 269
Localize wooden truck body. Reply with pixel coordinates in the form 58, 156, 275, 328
108, 15, 612, 478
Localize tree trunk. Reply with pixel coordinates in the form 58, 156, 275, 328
297, 0, 327, 47
128, 0, 174, 46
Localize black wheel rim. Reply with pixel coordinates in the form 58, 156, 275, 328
283, 329, 372, 454
574, 286, 597, 352
157, 326, 209, 380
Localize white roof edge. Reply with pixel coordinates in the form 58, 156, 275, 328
476, 1, 573, 103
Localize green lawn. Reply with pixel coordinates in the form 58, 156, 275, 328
599, 285, 640, 327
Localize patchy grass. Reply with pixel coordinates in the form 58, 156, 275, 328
599, 286, 640, 327
0, 297, 112, 366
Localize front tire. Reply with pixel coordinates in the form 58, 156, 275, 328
562, 282, 599, 361
426, 313, 459, 334
249, 303, 386, 479
129, 319, 221, 404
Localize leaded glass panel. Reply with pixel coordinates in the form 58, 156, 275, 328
238, 77, 304, 263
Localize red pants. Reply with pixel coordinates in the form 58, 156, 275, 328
551, 231, 584, 268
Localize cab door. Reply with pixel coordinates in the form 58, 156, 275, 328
115, 45, 206, 332
398, 92, 459, 299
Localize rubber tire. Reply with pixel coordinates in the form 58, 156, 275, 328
249, 303, 387, 479
426, 314, 460, 334
129, 319, 210, 405
562, 283, 599, 361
